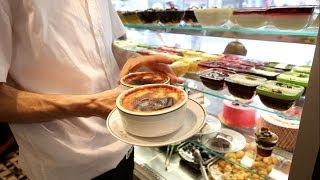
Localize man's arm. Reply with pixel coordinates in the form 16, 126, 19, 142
0, 83, 119, 123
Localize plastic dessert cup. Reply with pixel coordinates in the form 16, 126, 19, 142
267, 6, 314, 30
200, 68, 236, 91
255, 127, 279, 157
137, 9, 159, 24
292, 65, 311, 74
225, 74, 267, 100
277, 71, 309, 88
159, 9, 184, 24
265, 62, 294, 71
256, 80, 304, 111
233, 8, 267, 28
194, 8, 233, 26
248, 67, 281, 80
183, 10, 198, 23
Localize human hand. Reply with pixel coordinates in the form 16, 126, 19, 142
119, 55, 184, 84
88, 86, 123, 118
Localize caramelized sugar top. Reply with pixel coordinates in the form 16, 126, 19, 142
121, 86, 185, 112
124, 72, 169, 85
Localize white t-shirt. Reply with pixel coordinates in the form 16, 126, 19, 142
0, 0, 131, 179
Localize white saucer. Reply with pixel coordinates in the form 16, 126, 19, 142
201, 128, 246, 153
107, 99, 206, 147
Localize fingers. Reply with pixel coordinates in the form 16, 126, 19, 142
148, 63, 184, 84
119, 55, 173, 79
139, 55, 173, 66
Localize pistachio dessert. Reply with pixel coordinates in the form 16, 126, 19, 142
257, 80, 304, 111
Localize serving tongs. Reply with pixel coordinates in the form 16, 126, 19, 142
193, 148, 209, 180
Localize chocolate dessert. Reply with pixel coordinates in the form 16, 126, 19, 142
225, 74, 267, 99
200, 68, 236, 90
255, 127, 278, 157
137, 9, 159, 23
159, 8, 184, 24
257, 80, 304, 111
183, 10, 198, 23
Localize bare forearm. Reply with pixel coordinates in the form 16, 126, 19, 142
0, 83, 116, 123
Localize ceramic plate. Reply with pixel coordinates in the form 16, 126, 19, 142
107, 99, 206, 147
201, 128, 246, 153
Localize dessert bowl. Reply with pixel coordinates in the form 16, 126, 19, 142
116, 84, 188, 137
158, 8, 184, 24
225, 74, 267, 100
256, 80, 304, 111
248, 67, 281, 80
265, 62, 294, 71
194, 8, 233, 26
292, 65, 311, 74
120, 72, 170, 90
267, 6, 314, 30
137, 9, 159, 24
200, 68, 236, 91
233, 8, 267, 28
183, 10, 198, 23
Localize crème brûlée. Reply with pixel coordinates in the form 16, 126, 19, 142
121, 85, 186, 112
122, 72, 169, 86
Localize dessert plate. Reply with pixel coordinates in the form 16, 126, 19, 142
107, 99, 206, 147
201, 128, 246, 153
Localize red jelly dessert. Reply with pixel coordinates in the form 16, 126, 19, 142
220, 101, 257, 128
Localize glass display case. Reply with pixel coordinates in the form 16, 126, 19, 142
111, 1, 319, 180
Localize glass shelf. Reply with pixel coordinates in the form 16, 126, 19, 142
181, 77, 302, 121
124, 23, 319, 44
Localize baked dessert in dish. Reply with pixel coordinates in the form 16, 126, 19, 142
120, 72, 170, 89
267, 6, 314, 30
220, 101, 257, 129
255, 127, 278, 157
200, 68, 235, 90
256, 80, 304, 111
233, 8, 267, 28
258, 114, 299, 152
137, 9, 159, 23
292, 65, 311, 74
121, 85, 185, 112
194, 8, 233, 26
277, 71, 310, 88
225, 74, 267, 100
248, 67, 281, 80
265, 62, 294, 71
116, 84, 188, 137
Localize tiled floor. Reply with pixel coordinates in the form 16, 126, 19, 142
0, 150, 28, 180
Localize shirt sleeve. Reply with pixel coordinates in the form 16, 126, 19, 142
107, 1, 126, 41
0, 0, 12, 82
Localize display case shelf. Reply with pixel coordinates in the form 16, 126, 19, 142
125, 23, 319, 44
181, 77, 302, 121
